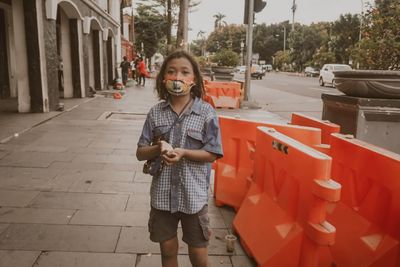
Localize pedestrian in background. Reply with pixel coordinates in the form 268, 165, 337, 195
120, 56, 130, 86
137, 57, 149, 86
136, 50, 223, 267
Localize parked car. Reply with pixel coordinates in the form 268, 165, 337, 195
251, 64, 265, 79
262, 64, 273, 72
235, 65, 246, 74
319, 64, 352, 87
304, 67, 320, 77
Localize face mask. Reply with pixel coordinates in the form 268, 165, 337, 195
164, 77, 195, 96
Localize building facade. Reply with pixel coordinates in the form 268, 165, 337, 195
0, 0, 122, 113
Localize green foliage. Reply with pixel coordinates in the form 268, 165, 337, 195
134, 4, 166, 58
211, 49, 240, 67
206, 24, 246, 54
273, 50, 290, 71
352, 0, 400, 69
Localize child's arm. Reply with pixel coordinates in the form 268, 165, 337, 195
137, 140, 173, 161
162, 148, 216, 165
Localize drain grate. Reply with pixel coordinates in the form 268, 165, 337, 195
98, 112, 147, 121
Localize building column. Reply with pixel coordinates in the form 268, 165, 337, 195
69, 19, 83, 98
92, 29, 101, 90
42, 6, 59, 110
12, 0, 30, 112
82, 32, 90, 96
23, 0, 49, 112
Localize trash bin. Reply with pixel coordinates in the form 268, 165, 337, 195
321, 93, 400, 154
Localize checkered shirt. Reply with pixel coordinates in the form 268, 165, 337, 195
137, 97, 223, 214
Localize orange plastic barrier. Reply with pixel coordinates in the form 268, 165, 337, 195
204, 81, 242, 108
233, 127, 341, 267
291, 112, 340, 144
214, 116, 322, 210
321, 134, 400, 266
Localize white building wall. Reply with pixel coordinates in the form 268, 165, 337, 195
12, 0, 30, 112
96, 0, 108, 11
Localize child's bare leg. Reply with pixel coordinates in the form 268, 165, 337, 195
188, 246, 210, 267
160, 236, 179, 267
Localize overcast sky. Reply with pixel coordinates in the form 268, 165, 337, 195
188, 0, 371, 41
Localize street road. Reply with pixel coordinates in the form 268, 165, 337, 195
238, 72, 343, 120
252, 72, 342, 99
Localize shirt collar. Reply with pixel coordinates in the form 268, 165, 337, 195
161, 97, 202, 115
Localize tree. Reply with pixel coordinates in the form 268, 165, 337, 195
329, 14, 361, 64
134, 4, 166, 59
352, 0, 400, 69
206, 24, 246, 53
213, 12, 227, 29
289, 24, 323, 70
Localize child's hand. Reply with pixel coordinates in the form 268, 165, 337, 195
159, 140, 173, 155
162, 148, 185, 165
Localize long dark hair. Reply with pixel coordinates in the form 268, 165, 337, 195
156, 50, 204, 100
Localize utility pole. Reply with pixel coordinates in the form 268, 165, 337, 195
244, 0, 254, 101
291, 0, 296, 31
283, 25, 286, 52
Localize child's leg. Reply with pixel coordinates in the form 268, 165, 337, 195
160, 236, 179, 267
181, 205, 210, 267
148, 207, 180, 267
188, 246, 210, 267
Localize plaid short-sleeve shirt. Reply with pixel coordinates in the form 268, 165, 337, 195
138, 97, 223, 214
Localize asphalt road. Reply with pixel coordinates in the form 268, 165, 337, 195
252, 72, 342, 99
235, 72, 344, 120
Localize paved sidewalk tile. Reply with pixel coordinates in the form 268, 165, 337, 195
0, 224, 9, 234
116, 227, 159, 254
0, 250, 40, 267
35, 251, 136, 267
0, 207, 74, 224
30, 192, 129, 210
0, 224, 120, 252
69, 210, 148, 227
0, 190, 40, 207
137, 254, 232, 267
88, 181, 150, 194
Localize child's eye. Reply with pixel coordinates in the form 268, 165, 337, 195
166, 70, 176, 75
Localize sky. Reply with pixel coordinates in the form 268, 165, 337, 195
188, 0, 370, 41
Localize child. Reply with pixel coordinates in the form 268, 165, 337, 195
136, 50, 223, 267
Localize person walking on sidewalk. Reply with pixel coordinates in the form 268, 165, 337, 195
120, 56, 130, 86
137, 57, 149, 86
136, 50, 223, 267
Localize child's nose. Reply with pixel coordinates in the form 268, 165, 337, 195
176, 72, 185, 80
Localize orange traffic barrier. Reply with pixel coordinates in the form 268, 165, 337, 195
214, 116, 322, 210
204, 81, 242, 108
233, 126, 340, 267
291, 112, 340, 144
321, 134, 400, 266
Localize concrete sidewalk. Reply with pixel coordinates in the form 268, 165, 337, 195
0, 80, 279, 267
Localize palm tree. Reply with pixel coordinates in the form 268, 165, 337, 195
213, 12, 227, 29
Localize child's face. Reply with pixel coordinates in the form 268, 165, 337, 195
163, 57, 195, 96
164, 57, 195, 84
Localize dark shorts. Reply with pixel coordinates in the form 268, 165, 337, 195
148, 205, 210, 248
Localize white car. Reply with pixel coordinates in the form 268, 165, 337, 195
319, 64, 352, 87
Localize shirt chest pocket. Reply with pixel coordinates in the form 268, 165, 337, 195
153, 125, 170, 142
185, 129, 204, 150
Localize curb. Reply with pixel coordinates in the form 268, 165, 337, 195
0, 97, 97, 144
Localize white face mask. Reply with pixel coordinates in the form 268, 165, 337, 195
164, 79, 195, 96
